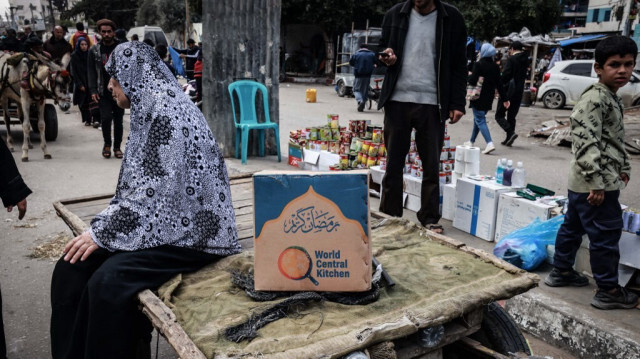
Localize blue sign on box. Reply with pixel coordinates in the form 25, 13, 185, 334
253, 171, 371, 292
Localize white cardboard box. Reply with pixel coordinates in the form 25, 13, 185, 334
403, 174, 422, 197
405, 193, 421, 212
453, 177, 519, 241
301, 149, 339, 171
370, 165, 384, 185
442, 183, 456, 221
494, 192, 558, 242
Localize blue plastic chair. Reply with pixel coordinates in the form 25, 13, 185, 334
228, 80, 281, 165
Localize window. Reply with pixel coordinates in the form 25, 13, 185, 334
604, 10, 611, 22
561, 63, 593, 77
592, 8, 600, 22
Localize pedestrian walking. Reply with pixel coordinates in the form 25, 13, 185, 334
70, 37, 92, 126
545, 36, 639, 310
43, 26, 72, 65
349, 43, 376, 112
69, 22, 93, 50
50, 40, 240, 359
465, 43, 509, 155
87, 19, 124, 159
494, 41, 528, 147
377, 0, 467, 234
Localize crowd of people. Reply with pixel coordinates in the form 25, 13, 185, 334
1, 20, 203, 159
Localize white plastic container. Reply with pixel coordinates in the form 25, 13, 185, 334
512, 161, 526, 188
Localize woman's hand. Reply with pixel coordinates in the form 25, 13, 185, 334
64, 231, 99, 264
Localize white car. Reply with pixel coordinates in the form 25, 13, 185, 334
538, 59, 640, 109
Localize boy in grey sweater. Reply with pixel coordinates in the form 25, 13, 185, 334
545, 36, 637, 310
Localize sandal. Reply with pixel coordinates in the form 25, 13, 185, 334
424, 223, 444, 234
114, 148, 123, 159
102, 145, 111, 159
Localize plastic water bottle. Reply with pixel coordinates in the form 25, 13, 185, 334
496, 158, 505, 184
512, 161, 526, 187
503, 160, 514, 186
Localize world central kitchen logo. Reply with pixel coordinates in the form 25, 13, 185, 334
278, 246, 350, 286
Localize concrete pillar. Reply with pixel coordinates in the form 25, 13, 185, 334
202, 0, 281, 158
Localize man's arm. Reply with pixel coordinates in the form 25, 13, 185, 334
501, 56, 514, 84
0, 140, 31, 219
448, 9, 468, 116
86, 47, 99, 100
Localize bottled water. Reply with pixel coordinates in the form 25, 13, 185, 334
496, 158, 506, 184
512, 161, 526, 187
503, 160, 514, 186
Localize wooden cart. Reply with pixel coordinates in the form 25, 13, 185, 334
54, 173, 539, 359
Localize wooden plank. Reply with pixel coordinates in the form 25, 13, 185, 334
59, 193, 114, 206
233, 199, 254, 209
53, 201, 89, 236
137, 290, 206, 359
237, 228, 254, 242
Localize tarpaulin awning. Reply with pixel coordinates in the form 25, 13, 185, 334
558, 34, 607, 47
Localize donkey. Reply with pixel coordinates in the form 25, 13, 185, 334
0, 52, 27, 152
18, 52, 71, 161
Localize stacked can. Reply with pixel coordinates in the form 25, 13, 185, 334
404, 129, 423, 178
438, 125, 455, 184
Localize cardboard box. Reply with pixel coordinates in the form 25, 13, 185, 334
405, 193, 421, 212
403, 174, 422, 197
253, 171, 371, 292
370, 165, 385, 185
494, 192, 558, 242
288, 142, 303, 168
302, 148, 321, 171
442, 183, 456, 221
453, 177, 518, 241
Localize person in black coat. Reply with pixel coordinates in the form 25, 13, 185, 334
0, 139, 32, 359
70, 37, 92, 125
495, 40, 529, 146
466, 43, 510, 154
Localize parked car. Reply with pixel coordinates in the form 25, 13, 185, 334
538, 59, 640, 109
126, 26, 169, 47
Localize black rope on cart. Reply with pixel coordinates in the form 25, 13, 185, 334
225, 270, 384, 342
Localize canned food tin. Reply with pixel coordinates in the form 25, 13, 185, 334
362, 141, 371, 154
448, 147, 456, 160
367, 157, 376, 168
445, 171, 452, 184
357, 151, 363, 164
440, 148, 449, 161
378, 143, 386, 157
417, 167, 424, 179
359, 120, 367, 133
445, 159, 455, 172
411, 165, 418, 177
327, 114, 339, 128
368, 143, 379, 158
329, 141, 339, 153
329, 164, 341, 171
349, 153, 358, 168
319, 140, 328, 151
320, 127, 331, 141
414, 154, 421, 167
331, 128, 340, 141
349, 120, 358, 132
340, 154, 349, 169
405, 162, 412, 174
309, 127, 318, 141
354, 138, 363, 152
443, 135, 451, 149
409, 140, 417, 152
439, 172, 447, 184
365, 125, 373, 139
410, 129, 416, 141
361, 154, 368, 166
340, 142, 350, 154
408, 151, 417, 163
341, 130, 353, 144
379, 158, 387, 170
442, 160, 454, 172
372, 128, 383, 144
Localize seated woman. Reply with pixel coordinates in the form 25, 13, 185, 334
50, 41, 241, 359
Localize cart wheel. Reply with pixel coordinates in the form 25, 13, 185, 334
44, 104, 58, 141
337, 80, 347, 97
469, 302, 531, 355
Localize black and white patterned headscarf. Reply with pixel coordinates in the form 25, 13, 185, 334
88, 41, 240, 255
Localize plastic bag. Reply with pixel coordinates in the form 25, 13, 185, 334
493, 215, 565, 271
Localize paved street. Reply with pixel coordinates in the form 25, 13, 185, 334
0, 82, 637, 358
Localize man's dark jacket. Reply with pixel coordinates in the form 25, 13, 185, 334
0, 140, 31, 208
87, 40, 120, 97
43, 37, 72, 64
378, 0, 468, 120
349, 48, 376, 78
501, 51, 528, 100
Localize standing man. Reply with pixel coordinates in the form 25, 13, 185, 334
176, 39, 200, 79
378, 0, 467, 233
494, 41, 528, 147
23, 25, 37, 40
44, 26, 72, 64
88, 19, 124, 159
349, 43, 376, 112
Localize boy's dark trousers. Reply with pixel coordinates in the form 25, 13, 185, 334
553, 190, 623, 290
494, 91, 522, 138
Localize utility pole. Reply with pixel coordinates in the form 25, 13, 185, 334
8, 6, 17, 30
184, 0, 190, 47
48, 0, 55, 28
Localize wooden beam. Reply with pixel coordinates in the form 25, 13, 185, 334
138, 290, 207, 359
